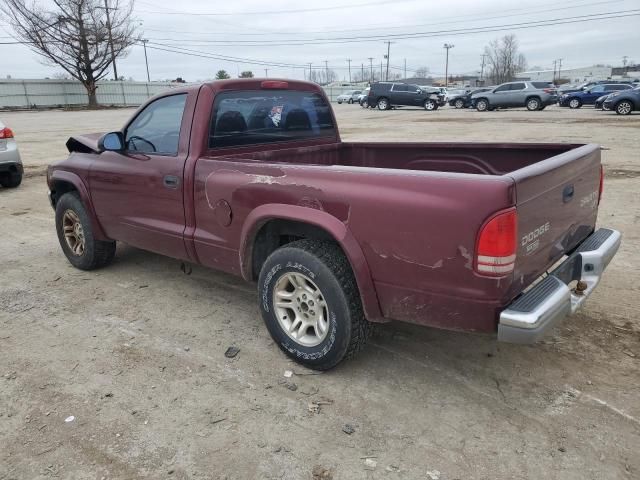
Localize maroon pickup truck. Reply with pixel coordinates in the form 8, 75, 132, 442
47, 79, 620, 370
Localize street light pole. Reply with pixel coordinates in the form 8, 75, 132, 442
142, 39, 150, 82
368, 57, 374, 82
347, 58, 352, 84
384, 41, 392, 81
443, 43, 454, 87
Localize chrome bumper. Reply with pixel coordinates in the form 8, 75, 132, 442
498, 228, 621, 344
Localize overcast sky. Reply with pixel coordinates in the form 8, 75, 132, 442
1, 0, 639, 82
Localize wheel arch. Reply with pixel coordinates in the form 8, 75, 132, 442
49, 170, 109, 241
615, 97, 636, 110
240, 204, 383, 321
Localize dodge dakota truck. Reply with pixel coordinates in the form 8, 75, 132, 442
47, 79, 621, 370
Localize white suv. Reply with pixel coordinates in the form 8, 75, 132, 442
0, 120, 23, 188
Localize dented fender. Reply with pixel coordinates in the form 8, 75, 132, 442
48, 169, 109, 241
239, 204, 384, 322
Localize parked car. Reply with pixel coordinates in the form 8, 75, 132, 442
368, 82, 441, 110
472, 81, 558, 111
358, 87, 370, 107
603, 86, 640, 115
336, 90, 362, 104
0, 120, 23, 188
47, 78, 620, 370
594, 94, 611, 110
559, 83, 633, 109
452, 87, 493, 108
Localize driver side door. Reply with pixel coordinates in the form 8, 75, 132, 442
490, 84, 511, 106
89, 92, 192, 260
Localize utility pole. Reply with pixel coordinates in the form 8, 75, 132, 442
404, 58, 407, 80
622, 55, 629, 67
380, 62, 383, 81
480, 54, 487, 84
443, 43, 454, 87
361, 63, 364, 83
142, 39, 150, 82
324, 60, 329, 85
368, 57, 374, 82
308, 63, 312, 82
557, 58, 563, 83
264, 68, 268, 77
99, 0, 118, 80
552, 60, 557, 84
384, 41, 392, 81
347, 58, 352, 84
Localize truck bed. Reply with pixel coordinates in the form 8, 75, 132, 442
219, 141, 579, 175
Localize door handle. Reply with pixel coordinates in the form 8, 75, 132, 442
163, 175, 180, 188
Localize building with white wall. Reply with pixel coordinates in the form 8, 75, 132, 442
517, 65, 612, 83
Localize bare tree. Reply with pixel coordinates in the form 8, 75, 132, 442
414, 66, 430, 78
4, 0, 139, 107
483, 34, 527, 85
308, 68, 337, 85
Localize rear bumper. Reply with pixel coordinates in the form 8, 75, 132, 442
0, 159, 23, 174
498, 228, 621, 344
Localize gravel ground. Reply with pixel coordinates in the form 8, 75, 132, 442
1, 104, 639, 480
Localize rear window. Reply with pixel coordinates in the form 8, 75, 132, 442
209, 90, 336, 148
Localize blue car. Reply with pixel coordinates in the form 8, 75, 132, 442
559, 83, 633, 109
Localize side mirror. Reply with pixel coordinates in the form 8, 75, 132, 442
98, 132, 124, 152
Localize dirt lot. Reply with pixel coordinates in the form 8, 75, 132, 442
1, 105, 639, 480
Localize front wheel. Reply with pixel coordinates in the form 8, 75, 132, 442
55, 192, 116, 270
454, 98, 465, 109
475, 99, 489, 111
568, 98, 582, 109
377, 98, 389, 110
423, 99, 437, 111
258, 240, 371, 370
0, 171, 22, 188
348, 98, 354, 104
526, 97, 541, 111
615, 100, 633, 115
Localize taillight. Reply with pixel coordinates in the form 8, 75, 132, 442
0, 127, 14, 139
598, 164, 604, 204
475, 208, 518, 276
543, 88, 555, 94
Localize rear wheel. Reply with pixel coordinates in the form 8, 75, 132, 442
423, 99, 437, 111
258, 240, 371, 370
348, 98, 353, 104
454, 98, 465, 109
568, 98, 582, 109
615, 100, 633, 115
0, 171, 22, 188
475, 98, 489, 111
526, 97, 541, 111
55, 192, 116, 270
377, 97, 390, 110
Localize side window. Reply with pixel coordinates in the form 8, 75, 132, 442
509, 83, 526, 91
125, 94, 187, 155
591, 85, 604, 93
392, 84, 408, 92
494, 85, 511, 93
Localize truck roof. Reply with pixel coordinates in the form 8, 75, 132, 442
164, 79, 326, 97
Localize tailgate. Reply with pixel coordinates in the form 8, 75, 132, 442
509, 144, 601, 289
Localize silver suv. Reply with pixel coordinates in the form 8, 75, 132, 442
472, 81, 558, 112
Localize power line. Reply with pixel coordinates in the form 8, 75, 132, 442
137, 10, 640, 47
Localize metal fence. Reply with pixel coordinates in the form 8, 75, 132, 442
0, 79, 368, 109
0, 79, 182, 109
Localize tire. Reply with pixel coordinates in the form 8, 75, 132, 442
454, 98, 465, 109
423, 99, 437, 111
475, 98, 489, 111
348, 98, 353, 104
0, 171, 22, 188
615, 100, 633, 115
337, 100, 342, 104
55, 192, 116, 270
526, 97, 541, 111
377, 97, 390, 110
568, 98, 582, 109
258, 239, 371, 370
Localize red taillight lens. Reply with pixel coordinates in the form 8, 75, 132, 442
476, 208, 517, 276
0, 127, 14, 139
261, 80, 288, 89
598, 164, 604, 204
